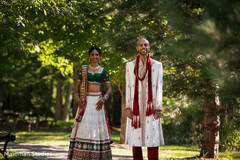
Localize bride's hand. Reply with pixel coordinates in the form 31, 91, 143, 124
96, 100, 103, 111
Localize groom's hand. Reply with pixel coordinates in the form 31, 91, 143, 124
125, 108, 133, 119
153, 110, 162, 119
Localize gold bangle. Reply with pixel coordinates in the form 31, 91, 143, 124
99, 96, 105, 103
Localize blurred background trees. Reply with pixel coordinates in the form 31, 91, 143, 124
160, 0, 240, 157
1, 0, 239, 158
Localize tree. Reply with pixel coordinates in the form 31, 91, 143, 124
105, 0, 240, 157
160, 0, 240, 158
0, 0, 116, 120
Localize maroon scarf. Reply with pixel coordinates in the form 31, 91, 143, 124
132, 54, 153, 129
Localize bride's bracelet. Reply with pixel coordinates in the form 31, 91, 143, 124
103, 94, 109, 102
99, 96, 105, 103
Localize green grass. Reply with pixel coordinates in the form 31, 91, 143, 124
12, 119, 74, 146
111, 145, 200, 159
158, 145, 200, 159
219, 150, 240, 160
111, 126, 121, 144
13, 125, 72, 147
13, 130, 71, 147
13, 120, 121, 147
9, 119, 240, 160
112, 145, 240, 159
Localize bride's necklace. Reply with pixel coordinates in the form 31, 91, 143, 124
89, 65, 100, 71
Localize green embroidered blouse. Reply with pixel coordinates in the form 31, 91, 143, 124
78, 67, 110, 85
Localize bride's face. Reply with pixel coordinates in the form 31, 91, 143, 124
89, 49, 100, 63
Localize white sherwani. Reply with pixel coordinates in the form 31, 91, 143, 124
125, 58, 164, 147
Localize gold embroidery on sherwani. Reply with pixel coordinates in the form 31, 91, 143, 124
139, 59, 147, 146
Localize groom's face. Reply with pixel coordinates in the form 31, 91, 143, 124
136, 39, 150, 55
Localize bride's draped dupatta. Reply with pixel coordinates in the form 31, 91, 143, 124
76, 65, 88, 122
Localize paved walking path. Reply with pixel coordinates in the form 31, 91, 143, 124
1, 142, 135, 160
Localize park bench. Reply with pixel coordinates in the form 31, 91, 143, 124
3, 112, 57, 131
16, 113, 40, 131
0, 124, 16, 160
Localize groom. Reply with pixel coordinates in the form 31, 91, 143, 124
125, 38, 164, 160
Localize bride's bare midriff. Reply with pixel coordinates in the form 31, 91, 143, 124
87, 83, 101, 92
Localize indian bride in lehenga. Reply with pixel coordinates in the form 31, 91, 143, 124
67, 46, 112, 160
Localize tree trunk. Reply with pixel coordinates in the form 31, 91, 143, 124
9, 94, 13, 111
0, 88, 3, 117
119, 83, 126, 144
55, 81, 63, 120
200, 96, 220, 158
24, 85, 33, 112
73, 50, 78, 116
49, 70, 54, 108
62, 82, 73, 121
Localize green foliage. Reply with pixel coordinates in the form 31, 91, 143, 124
102, 0, 175, 59
0, 48, 53, 113
220, 117, 240, 151
162, 96, 204, 145
160, 0, 240, 151
0, 0, 123, 117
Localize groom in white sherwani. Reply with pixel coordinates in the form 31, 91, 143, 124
125, 38, 164, 160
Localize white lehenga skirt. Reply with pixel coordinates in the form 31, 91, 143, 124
67, 92, 112, 160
